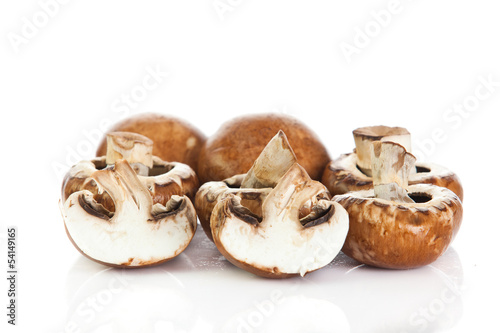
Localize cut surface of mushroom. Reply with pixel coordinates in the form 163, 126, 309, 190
212, 163, 349, 278
61, 160, 197, 267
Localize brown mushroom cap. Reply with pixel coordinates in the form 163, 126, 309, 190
96, 113, 206, 171
333, 184, 462, 269
197, 113, 330, 183
62, 156, 199, 212
322, 152, 464, 201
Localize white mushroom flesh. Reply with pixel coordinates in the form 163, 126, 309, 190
61, 160, 196, 266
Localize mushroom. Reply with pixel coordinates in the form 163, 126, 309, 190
197, 113, 331, 183
96, 113, 206, 172
321, 125, 464, 201
333, 141, 463, 269
197, 131, 349, 278
62, 131, 199, 212
60, 159, 197, 267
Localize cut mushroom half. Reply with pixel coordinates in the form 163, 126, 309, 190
321, 125, 463, 201
212, 163, 349, 278
333, 141, 463, 269
196, 131, 349, 278
62, 131, 199, 212
61, 160, 197, 267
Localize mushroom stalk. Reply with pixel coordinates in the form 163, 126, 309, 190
353, 126, 412, 177
371, 141, 416, 203
241, 130, 297, 189
106, 131, 154, 176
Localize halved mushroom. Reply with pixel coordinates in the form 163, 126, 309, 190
322, 125, 463, 201
212, 163, 349, 278
197, 131, 349, 278
62, 132, 199, 212
333, 141, 463, 269
61, 159, 197, 267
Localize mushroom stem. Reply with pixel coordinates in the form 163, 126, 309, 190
371, 141, 416, 203
241, 130, 297, 189
105, 132, 154, 176
353, 126, 412, 177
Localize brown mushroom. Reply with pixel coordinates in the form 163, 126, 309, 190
197, 113, 331, 183
62, 132, 199, 212
96, 113, 206, 172
197, 131, 349, 278
333, 141, 463, 269
61, 159, 197, 267
322, 125, 464, 201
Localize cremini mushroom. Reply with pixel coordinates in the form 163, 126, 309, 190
333, 141, 463, 269
62, 132, 199, 212
61, 159, 197, 267
197, 131, 349, 278
322, 125, 463, 201
197, 113, 331, 183
96, 113, 206, 172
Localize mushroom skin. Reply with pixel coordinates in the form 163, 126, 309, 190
62, 156, 199, 212
333, 184, 462, 269
322, 153, 464, 201
61, 160, 197, 268
197, 113, 330, 183
211, 163, 349, 278
95, 113, 206, 172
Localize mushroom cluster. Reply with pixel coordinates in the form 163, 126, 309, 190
196, 131, 349, 278
60, 131, 199, 267
59, 113, 464, 274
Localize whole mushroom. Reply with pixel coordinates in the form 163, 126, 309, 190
61, 159, 197, 267
333, 141, 463, 269
96, 113, 206, 172
197, 131, 349, 278
62, 132, 199, 212
322, 125, 464, 201
197, 113, 331, 183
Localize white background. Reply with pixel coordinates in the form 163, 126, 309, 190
1, 0, 499, 332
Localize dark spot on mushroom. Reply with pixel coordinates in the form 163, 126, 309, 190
229, 200, 263, 226
78, 195, 112, 220
416, 166, 431, 173
373, 201, 390, 208
409, 193, 432, 203
302, 204, 335, 228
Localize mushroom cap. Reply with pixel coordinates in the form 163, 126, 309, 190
333, 184, 463, 269
62, 156, 199, 212
61, 160, 198, 267
197, 113, 331, 183
96, 113, 206, 171
211, 164, 349, 278
322, 152, 464, 201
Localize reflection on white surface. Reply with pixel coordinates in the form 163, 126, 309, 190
63, 227, 463, 333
